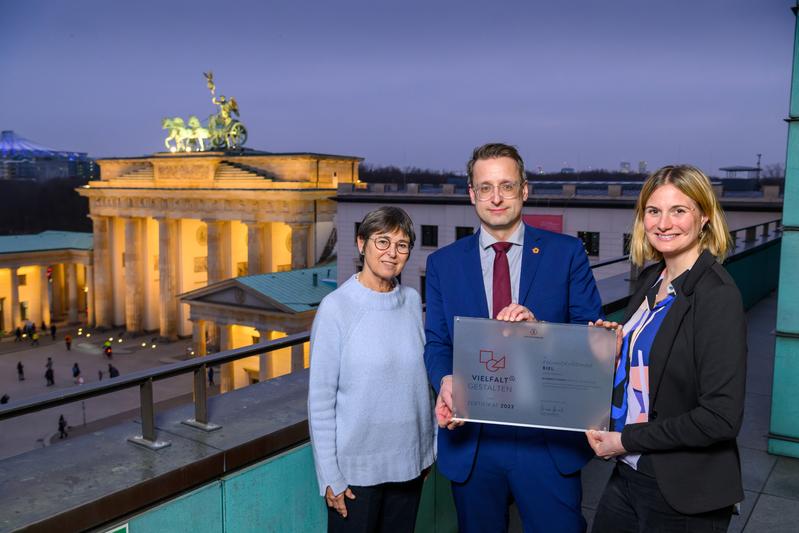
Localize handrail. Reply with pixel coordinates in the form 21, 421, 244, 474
0, 217, 784, 449
590, 255, 630, 269
0, 332, 309, 422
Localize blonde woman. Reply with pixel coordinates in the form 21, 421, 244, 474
587, 165, 746, 532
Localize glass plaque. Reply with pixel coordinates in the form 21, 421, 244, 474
452, 316, 616, 432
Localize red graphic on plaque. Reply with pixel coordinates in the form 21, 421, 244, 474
480, 349, 506, 373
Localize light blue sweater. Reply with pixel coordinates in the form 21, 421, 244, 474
308, 275, 435, 496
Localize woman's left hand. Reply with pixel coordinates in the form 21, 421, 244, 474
585, 430, 627, 459
589, 319, 623, 359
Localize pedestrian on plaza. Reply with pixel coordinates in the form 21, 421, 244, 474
14, 327, 22, 342
31, 322, 36, 334
104, 346, 113, 359
58, 415, 68, 439
50, 324, 56, 341
40, 321, 46, 333
72, 362, 81, 384
45, 367, 54, 386
108, 364, 119, 378
16, 361, 24, 381
98, 369, 103, 381
64, 335, 72, 351
46, 356, 53, 370
1, 394, 9, 404
208, 366, 215, 386
31, 332, 39, 346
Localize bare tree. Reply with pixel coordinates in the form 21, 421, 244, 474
763, 163, 784, 179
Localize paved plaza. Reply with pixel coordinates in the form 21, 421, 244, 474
0, 326, 205, 460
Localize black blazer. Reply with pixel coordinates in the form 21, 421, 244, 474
619, 250, 747, 514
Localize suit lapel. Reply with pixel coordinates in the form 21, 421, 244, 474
622, 266, 662, 323
645, 251, 715, 404
648, 295, 690, 405
464, 232, 490, 318
519, 225, 543, 305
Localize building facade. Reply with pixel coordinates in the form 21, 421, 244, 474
180, 264, 336, 391
0, 232, 92, 333
78, 150, 360, 342
334, 182, 783, 298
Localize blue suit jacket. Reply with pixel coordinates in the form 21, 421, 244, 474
424, 224, 603, 482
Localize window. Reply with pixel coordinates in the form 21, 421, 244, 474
421, 225, 438, 247
194, 256, 208, 273
18, 274, 27, 286
420, 275, 426, 303
623, 233, 632, 256
577, 231, 600, 257
20, 302, 28, 321
456, 226, 474, 240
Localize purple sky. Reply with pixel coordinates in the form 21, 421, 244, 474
0, 0, 794, 174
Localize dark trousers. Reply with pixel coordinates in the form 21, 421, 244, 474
450, 424, 586, 533
327, 475, 424, 533
592, 462, 733, 533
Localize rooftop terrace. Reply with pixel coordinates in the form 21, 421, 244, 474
0, 228, 789, 532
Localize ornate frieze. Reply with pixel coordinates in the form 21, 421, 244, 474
85, 193, 323, 222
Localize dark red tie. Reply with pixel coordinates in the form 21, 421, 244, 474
491, 242, 513, 318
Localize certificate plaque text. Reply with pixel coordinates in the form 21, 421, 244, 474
452, 317, 616, 432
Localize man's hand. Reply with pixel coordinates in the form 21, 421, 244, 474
325, 486, 356, 518
436, 375, 464, 430
495, 304, 536, 322
585, 430, 627, 459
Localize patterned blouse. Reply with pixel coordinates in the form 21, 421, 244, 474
610, 273, 678, 471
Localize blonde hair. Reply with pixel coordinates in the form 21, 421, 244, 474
629, 165, 732, 267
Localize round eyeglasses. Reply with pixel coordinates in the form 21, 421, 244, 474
369, 236, 412, 254
471, 181, 526, 201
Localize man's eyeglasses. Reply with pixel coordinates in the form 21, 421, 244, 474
369, 236, 412, 254
471, 181, 526, 201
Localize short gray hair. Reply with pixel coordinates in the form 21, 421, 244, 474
356, 206, 416, 253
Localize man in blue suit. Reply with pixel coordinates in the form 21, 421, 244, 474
424, 143, 602, 532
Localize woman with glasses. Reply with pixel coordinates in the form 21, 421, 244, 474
309, 206, 435, 533
586, 165, 746, 532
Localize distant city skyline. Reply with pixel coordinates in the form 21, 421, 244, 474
0, 0, 794, 174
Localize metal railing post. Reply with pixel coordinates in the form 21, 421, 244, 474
128, 378, 171, 450
182, 363, 220, 432
745, 226, 757, 242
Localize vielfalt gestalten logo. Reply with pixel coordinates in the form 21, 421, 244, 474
479, 349, 505, 372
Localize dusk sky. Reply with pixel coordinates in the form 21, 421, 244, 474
1, 0, 795, 174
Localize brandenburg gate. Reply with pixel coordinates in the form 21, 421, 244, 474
78, 150, 360, 343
